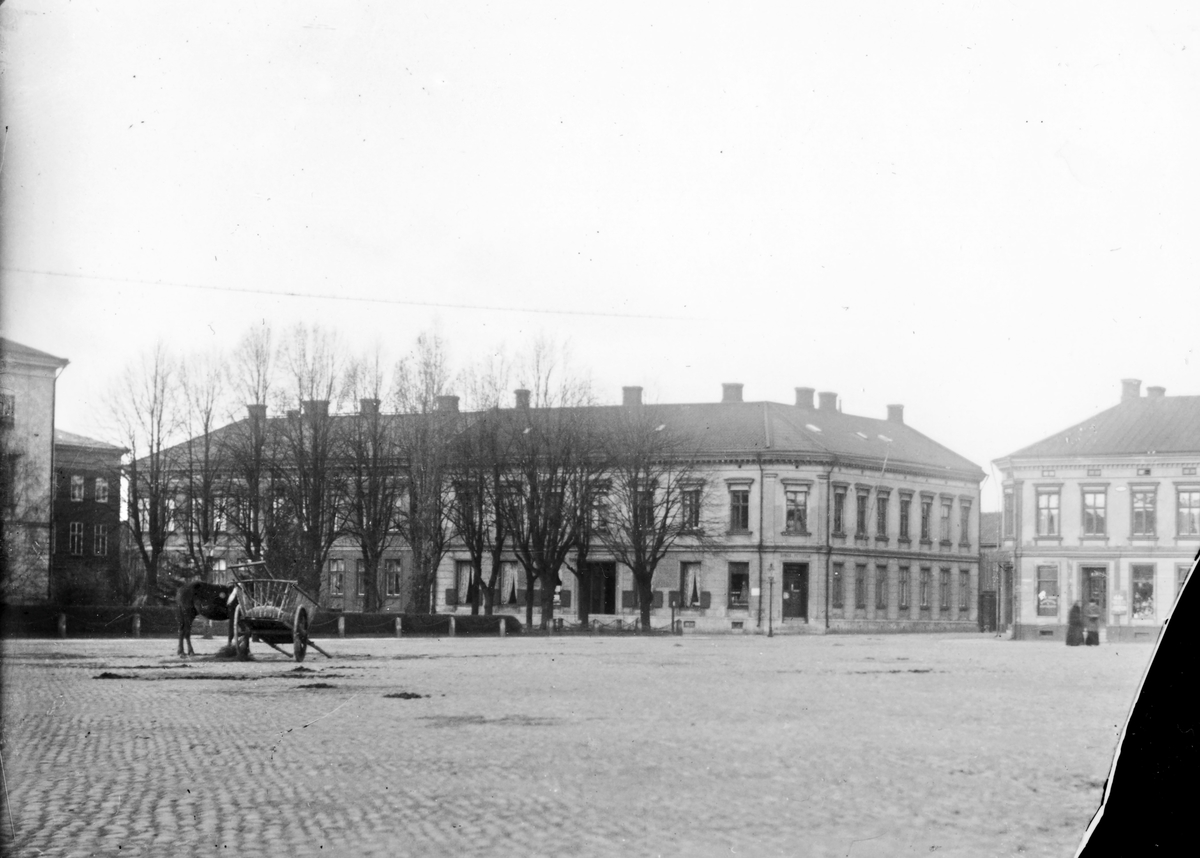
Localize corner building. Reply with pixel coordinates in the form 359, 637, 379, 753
994, 379, 1199, 642
441, 384, 985, 634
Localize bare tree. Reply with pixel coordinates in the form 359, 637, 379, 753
272, 324, 348, 597
342, 349, 401, 612
110, 342, 182, 599
594, 406, 716, 631
392, 331, 457, 614
178, 349, 228, 577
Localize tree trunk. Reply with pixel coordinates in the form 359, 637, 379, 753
541, 584, 555, 631
638, 576, 654, 633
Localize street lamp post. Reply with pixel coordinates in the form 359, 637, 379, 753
768, 571, 775, 638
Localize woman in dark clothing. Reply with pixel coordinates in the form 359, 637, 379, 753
1085, 600, 1102, 646
1067, 601, 1085, 646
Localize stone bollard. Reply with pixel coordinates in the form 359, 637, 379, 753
449, 616, 456, 637
57, 613, 67, 639
338, 616, 346, 638
395, 616, 403, 638
499, 617, 506, 637
203, 619, 213, 640
132, 614, 141, 638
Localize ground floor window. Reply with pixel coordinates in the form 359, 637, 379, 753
919, 568, 931, 608
385, 559, 403, 596
939, 569, 950, 610
1036, 565, 1058, 616
832, 563, 844, 609
1131, 564, 1155, 620
1178, 564, 1192, 603
454, 560, 473, 605
329, 558, 345, 596
499, 561, 520, 605
93, 524, 108, 556
682, 561, 703, 607
69, 522, 83, 555
875, 565, 888, 610
855, 564, 867, 609
958, 569, 969, 610
899, 567, 911, 609
357, 559, 367, 597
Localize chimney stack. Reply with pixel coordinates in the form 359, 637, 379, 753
1146, 386, 1166, 399
721, 383, 744, 403
887, 404, 904, 424
436, 395, 460, 413
818, 391, 838, 411
514, 389, 531, 410
795, 387, 815, 409
360, 398, 380, 416
1121, 378, 1141, 402
247, 403, 267, 426
622, 386, 643, 407
286, 409, 300, 421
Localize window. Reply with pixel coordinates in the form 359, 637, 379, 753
329, 559, 345, 596
1036, 565, 1059, 616
940, 500, 953, 544
939, 568, 950, 610
591, 492, 611, 534
356, 560, 367, 596
1131, 564, 1155, 620
455, 560, 473, 604
920, 498, 932, 541
959, 569, 969, 610
899, 495, 911, 540
855, 492, 869, 537
1132, 489, 1156, 536
729, 489, 750, 532
1087, 467, 1102, 477
70, 522, 84, 555
70, 475, 84, 502
1185, 468, 1197, 477
854, 563, 867, 608
1082, 490, 1106, 536
959, 501, 971, 545
680, 488, 701, 531
1036, 490, 1060, 536
0, 392, 13, 426
875, 565, 888, 610
1177, 490, 1200, 536
1, 454, 18, 510
1178, 565, 1191, 603
635, 489, 656, 531
784, 489, 808, 533
919, 567, 931, 608
385, 559, 403, 596
93, 525, 108, 556
876, 493, 889, 537
499, 561, 520, 605
831, 562, 845, 608
1002, 490, 1014, 538
899, 567, 911, 609
1137, 467, 1151, 476
213, 498, 227, 532
727, 562, 749, 608
95, 478, 109, 504
833, 487, 847, 535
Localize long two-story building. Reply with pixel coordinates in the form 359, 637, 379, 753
994, 379, 1199, 642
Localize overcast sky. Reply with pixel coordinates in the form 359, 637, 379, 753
2, 1, 1196, 510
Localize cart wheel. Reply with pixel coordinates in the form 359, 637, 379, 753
232, 605, 250, 659
293, 607, 309, 663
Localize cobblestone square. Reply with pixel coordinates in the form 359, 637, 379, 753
0, 633, 1151, 858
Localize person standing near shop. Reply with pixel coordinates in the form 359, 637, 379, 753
1085, 599, 1102, 646
1067, 600, 1085, 646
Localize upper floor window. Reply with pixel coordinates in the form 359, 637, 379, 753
959, 501, 971, 545
1178, 490, 1200, 537
729, 488, 750, 532
1036, 490, 1060, 537
635, 489, 656, 531
939, 500, 953, 543
920, 498, 933, 541
899, 495, 911, 540
95, 478, 109, 504
680, 488, 701, 531
833, 487, 847, 535
0, 393, 14, 426
855, 492, 869, 537
876, 493, 889, 538
1132, 489, 1156, 536
591, 492, 611, 535
70, 475, 84, 502
785, 489, 808, 534
1002, 489, 1014, 538
1082, 490, 1106, 536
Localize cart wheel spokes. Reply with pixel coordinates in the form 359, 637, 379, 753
293, 607, 309, 663
232, 604, 250, 659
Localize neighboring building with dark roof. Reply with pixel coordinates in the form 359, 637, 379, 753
52, 430, 127, 604
0, 338, 70, 603
994, 379, 1199, 642
978, 511, 1012, 633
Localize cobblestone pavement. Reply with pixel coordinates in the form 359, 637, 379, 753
0, 632, 1151, 858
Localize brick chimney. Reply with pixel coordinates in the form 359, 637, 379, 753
622, 386, 643, 407
887, 404, 904, 424
795, 387, 815, 409
302, 399, 329, 418
1146, 386, 1166, 399
722, 383, 743, 403
514, 389, 531, 410
360, 398, 380, 416
247, 403, 267, 427
436, 395, 460, 413
1121, 378, 1141, 402
818, 391, 838, 411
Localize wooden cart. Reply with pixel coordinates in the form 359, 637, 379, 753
229, 576, 330, 661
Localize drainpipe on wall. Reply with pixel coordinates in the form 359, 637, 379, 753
756, 453, 765, 630
824, 462, 834, 630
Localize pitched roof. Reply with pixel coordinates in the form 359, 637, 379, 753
1001, 395, 1200, 460
0, 337, 69, 368
55, 429, 127, 452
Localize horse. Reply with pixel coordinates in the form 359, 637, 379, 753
175, 578, 237, 657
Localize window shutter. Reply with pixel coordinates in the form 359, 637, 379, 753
559, 590, 572, 609
444, 589, 458, 606
621, 590, 637, 609
700, 591, 712, 609
652, 590, 664, 609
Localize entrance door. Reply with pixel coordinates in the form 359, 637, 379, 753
1081, 566, 1107, 617
581, 562, 617, 616
781, 563, 809, 620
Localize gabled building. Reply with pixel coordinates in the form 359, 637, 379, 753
993, 379, 1199, 642
0, 338, 70, 603
52, 430, 127, 604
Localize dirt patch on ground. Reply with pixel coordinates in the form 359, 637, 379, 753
384, 691, 426, 699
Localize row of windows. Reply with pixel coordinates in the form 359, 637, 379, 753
326, 557, 404, 597
1011, 486, 1200, 538
832, 563, 969, 611
1035, 563, 1190, 620
67, 523, 108, 556
68, 475, 109, 503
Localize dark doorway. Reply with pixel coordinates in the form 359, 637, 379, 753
1082, 565, 1107, 617
781, 563, 808, 620
581, 562, 617, 616
978, 591, 997, 632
